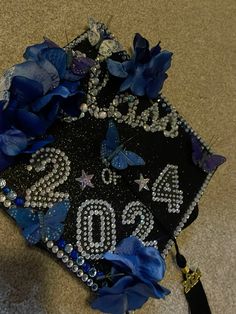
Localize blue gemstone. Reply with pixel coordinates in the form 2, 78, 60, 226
70, 250, 78, 261
14, 197, 25, 206
57, 239, 66, 249
2, 187, 10, 194
82, 263, 91, 273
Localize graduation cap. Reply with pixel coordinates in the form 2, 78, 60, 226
0, 18, 225, 314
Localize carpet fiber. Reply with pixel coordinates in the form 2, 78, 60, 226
0, 1, 235, 313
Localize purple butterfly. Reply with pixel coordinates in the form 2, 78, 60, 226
191, 136, 226, 173
7, 201, 70, 245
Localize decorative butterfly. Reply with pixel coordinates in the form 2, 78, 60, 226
191, 136, 226, 173
88, 17, 123, 58
7, 201, 70, 245
101, 120, 145, 170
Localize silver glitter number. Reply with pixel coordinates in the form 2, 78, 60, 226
76, 199, 117, 260
122, 201, 155, 241
152, 164, 183, 213
25, 147, 70, 209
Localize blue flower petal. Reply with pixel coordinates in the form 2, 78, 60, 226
9, 76, 43, 109
40, 48, 67, 79
119, 75, 133, 92
150, 42, 162, 58
91, 293, 127, 314
23, 41, 49, 61
146, 72, 167, 99
37, 58, 60, 90
133, 33, 150, 63
13, 61, 54, 94
130, 68, 147, 96
0, 128, 27, 156
32, 85, 73, 112
15, 109, 47, 136
107, 59, 128, 78
23, 38, 60, 62
147, 51, 173, 75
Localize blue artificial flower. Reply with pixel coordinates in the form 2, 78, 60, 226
91, 237, 170, 314
0, 38, 91, 171
107, 33, 173, 99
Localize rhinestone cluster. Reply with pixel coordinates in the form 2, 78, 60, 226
76, 199, 117, 260
101, 168, 121, 185
122, 201, 155, 241
152, 164, 183, 213
46, 239, 100, 292
25, 147, 70, 209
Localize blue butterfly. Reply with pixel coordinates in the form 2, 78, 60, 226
101, 120, 145, 170
191, 136, 226, 173
7, 201, 70, 245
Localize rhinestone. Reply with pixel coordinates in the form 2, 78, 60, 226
67, 260, 74, 268
52, 245, 59, 253
46, 241, 54, 249
77, 269, 84, 278
3, 200, 11, 208
72, 265, 79, 273
0, 194, 6, 202
91, 283, 99, 292
0, 179, 6, 188
82, 274, 88, 282
56, 250, 64, 258
62, 255, 69, 263
77, 256, 85, 266
88, 268, 97, 278
87, 279, 93, 287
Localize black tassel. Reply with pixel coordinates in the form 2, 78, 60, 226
174, 239, 212, 314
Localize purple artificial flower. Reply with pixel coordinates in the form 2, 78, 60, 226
91, 237, 170, 314
107, 33, 173, 99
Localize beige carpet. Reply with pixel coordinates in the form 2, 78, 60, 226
0, 0, 235, 313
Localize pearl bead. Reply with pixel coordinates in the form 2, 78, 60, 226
80, 103, 88, 112
99, 111, 107, 119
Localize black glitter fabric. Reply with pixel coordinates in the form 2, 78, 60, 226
0, 26, 211, 288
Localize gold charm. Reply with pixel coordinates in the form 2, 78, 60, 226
182, 266, 201, 294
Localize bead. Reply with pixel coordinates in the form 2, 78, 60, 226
88, 268, 97, 278
99, 111, 107, 119
27, 165, 33, 171
56, 250, 64, 258
65, 244, 73, 254
82, 274, 89, 282
77, 256, 85, 266
14, 196, 25, 206
77, 269, 84, 278
2, 187, 10, 194
0, 178, 6, 189
87, 279, 93, 287
46, 241, 54, 249
80, 103, 88, 112
67, 260, 74, 268
91, 283, 99, 292
62, 255, 69, 263
52, 245, 59, 253
0, 194, 6, 202
3, 200, 11, 208
70, 250, 78, 261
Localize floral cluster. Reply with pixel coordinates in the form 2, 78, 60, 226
107, 33, 173, 99
91, 237, 170, 314
0, 38, 94, 171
